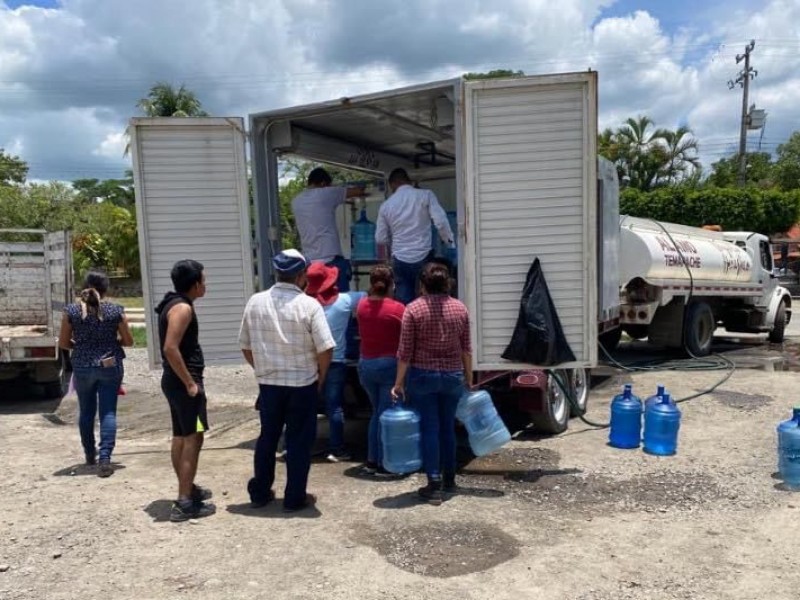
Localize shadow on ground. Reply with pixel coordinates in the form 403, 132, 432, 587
226, 502, 321, 519
53, 463, 127, 477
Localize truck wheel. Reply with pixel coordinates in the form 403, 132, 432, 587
532, 370, 569, 434
769, 300, 787, 344
684, 301, 714, 356
599, 328, 622, 353
569, 368, 589, 417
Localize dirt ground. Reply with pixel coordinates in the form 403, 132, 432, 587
2, 324, 800, 599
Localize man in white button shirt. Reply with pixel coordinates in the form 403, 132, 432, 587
239, 249, 335, 513
291, 167, 365, 292
375, 168, 454, 304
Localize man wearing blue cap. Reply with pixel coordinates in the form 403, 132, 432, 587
238, 249, 336, 512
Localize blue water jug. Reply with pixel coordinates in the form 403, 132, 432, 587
777, 407, 800, 489
380, 405, 422, 474
351, 209, 376, 261
609, 384, 643, 449
643, 393, 681, 456
456, 390, 511, 456
645, 384, 667, 410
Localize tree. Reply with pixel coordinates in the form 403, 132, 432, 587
463, 69, 524, 80
708, 152, 774, 188
72, 172, 135, 207
775, 131, 800, 191
0, 149, 29, 186
658, 126, 701, 185
137, 82, 208, 117
600, 116, 701, 191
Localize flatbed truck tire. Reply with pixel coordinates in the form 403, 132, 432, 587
532, 370, 569, 434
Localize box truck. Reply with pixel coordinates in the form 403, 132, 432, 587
129, 72, 619, 434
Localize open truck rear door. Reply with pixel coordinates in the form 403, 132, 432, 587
130, 117, 254, 368
461, 73, 598, 370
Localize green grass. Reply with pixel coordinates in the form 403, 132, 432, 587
131, 327, 148, 347
113, 297, 144, 309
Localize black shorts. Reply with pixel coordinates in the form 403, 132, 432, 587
161, 373, 210, 437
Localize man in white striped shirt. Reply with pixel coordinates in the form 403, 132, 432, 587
239, 249, 335, 512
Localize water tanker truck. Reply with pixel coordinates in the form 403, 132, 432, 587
603, 216, 791, 355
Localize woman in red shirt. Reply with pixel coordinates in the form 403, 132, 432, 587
392, 262, 473, 505
357, 266, 405, 476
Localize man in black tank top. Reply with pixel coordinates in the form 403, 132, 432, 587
154, 259, 215, 522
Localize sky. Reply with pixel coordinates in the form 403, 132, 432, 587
1, 0, 798, 181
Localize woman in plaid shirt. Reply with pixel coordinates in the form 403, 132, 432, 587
391, 262, 473, 505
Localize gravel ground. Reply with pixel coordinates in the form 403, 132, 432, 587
2, 335, 800, 599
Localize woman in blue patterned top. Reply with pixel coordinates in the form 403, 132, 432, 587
59, 271, 134, 477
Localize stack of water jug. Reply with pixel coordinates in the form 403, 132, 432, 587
777, 407, 800, 490
379, 389, 511, 474
609, 383, 682, 455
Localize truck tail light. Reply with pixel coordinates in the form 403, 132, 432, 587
27, 347, 56, 359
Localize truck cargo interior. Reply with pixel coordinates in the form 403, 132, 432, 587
249, 79, 461, 291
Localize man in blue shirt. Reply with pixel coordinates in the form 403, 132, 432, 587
305, 262, 366, 462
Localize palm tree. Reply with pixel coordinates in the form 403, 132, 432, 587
137, 82, 208, 117
614, 116, 668, 191
657, 126, 701, 184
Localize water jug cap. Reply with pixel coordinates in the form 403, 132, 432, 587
657, 384, 665, 394
660, 393, 672, 404
623, 384, 632, 396
793, 406, 800, 420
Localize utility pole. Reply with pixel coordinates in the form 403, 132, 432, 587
728, 40, 757, 186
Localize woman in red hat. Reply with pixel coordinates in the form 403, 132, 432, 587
305, 262, 365, 462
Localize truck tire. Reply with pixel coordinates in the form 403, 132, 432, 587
684, 301, 714, 356
569, 368, 589, 417
769, 300, 787, 344
532, 370, 569, 434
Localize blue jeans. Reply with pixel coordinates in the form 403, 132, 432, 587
73, 365, 124, 463
407, 367, 464, 479
323, 362, 348, 452
326, 255, 351, 293
250, 383, 318, 509
358, 357, 397, 465
392, 251, 433, 305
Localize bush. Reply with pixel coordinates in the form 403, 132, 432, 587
620, 186, 800, 235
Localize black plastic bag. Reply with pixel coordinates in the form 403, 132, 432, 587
501, 258, 576, 366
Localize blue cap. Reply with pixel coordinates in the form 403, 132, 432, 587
272, 249, 308, 276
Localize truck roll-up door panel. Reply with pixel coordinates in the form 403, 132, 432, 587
130, 117, 254, 369
462, 73, 598, 370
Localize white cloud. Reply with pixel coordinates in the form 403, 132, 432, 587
0, 0, 798, 179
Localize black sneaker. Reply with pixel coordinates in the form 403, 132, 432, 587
360, 462, 379, 475
97, 462, 114, 478
443, 474, 458, 493
170, 500, 216, 522
283, 493, 317, 513
418, 479, 443, 506
191, 484, 213, 503
250, 490, 275, 509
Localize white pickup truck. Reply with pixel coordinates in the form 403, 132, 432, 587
0, 229, 73, 397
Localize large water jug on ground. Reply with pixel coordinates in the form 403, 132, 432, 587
609, 384, 643, 449
645, 384, 667, 410
351, 209, 376, 261
643, 393, 681, 456
380, 405, 422, 474
777, 407, 800, 489
456, 390, 511, 456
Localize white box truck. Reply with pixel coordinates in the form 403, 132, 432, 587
0, 229, 73, 397
603, 216, 791, 355
130, 72, 618, 433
